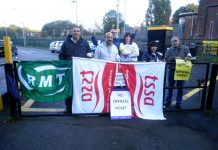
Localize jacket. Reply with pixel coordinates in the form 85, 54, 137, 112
94, 42, 119, 61
119, 42, 139, 62
165, 44, 191, 69
59, 35, 91, 60
141, 51, 163, 62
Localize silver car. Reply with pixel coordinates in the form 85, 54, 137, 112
49, 41, 64, 53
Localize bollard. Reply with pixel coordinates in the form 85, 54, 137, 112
3, 36, 18, 117
3, 36, 13, 64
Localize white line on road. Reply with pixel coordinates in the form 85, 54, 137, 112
19, 51, 32, 54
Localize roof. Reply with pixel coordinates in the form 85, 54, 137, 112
147, 26, 173, 31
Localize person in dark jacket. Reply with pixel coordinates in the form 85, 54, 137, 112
59, 25, 91, 113
59, 26, 91, 60
141, 41, 163, 62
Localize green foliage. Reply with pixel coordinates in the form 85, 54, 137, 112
172, 3, 198, 24
41, 20, 74, 37
146, 0, 171, 25
102, 10, 124, 33
146, 0, 154, 26
0, 25, 31, 39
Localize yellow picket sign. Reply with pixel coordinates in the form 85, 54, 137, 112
174, 59, 192, 80
203, 41, 218, 56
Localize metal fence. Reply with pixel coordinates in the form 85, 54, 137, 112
10, 23, 218, 63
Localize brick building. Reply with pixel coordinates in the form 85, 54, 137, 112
197, 0, 218, 39
180, 0, 218, 40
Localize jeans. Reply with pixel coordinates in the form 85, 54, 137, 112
165, 69, 184, 105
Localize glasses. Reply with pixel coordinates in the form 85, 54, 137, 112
171, 40, 178, 42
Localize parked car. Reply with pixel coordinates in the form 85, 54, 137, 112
87, 40, 97, 53
87, 40, 101, 53
0, 40, 18, 56
49, 41, 64, 53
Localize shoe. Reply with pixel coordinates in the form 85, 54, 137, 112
64, 108, 71, 114
175, 104, 182, 109
164, 101, 172, 107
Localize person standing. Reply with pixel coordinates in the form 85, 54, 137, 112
119, 32, 139, 62
59, 25, 91, 113
91, 27, 138, 49
164, 36, 192, 109
94, 32, 119, 61
141, 41, 163, 62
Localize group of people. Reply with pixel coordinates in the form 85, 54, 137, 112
59, 25, 192, 113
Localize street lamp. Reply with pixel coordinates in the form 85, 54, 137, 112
116, 0, 119, 30
72, 0, 78, 25
123, 0, 126, 34
13, 8, 26, 46
22, 21, 26, 46
3, 22, 7, 36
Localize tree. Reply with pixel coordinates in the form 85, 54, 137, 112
145, 0, 171, 25
146, 0, 154, 26
0, 25, 31, 39
41, 20, 74, 37
172, 3, 198, 24
102, 10, 124, 33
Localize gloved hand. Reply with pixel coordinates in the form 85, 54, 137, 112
87, 52, 93, 58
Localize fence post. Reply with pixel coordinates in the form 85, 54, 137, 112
206, 64, 218, 110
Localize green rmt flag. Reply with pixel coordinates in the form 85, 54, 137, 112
18, 60, 72, 102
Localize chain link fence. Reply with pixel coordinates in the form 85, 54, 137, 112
11, 24, 218, 63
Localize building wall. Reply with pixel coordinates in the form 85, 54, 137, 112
182, 15, 198, 40
197, 0, 218, 39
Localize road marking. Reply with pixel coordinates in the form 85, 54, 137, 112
21, 99, 35, 108
21, 107, 65, 112
20, 76, 218, 112
19, 50, 32, 54
183, 76, 218, 100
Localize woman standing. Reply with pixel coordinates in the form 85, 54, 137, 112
119, 32, 139, 62
141, 41, 163, 62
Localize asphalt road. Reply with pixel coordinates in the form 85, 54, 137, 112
0, 47, 218, 150
0, 47, 58, 94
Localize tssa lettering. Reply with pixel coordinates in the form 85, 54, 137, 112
143, 76, 158, 106
80, 71, 94, 101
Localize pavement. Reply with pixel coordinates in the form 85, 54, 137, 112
0, 62, 218, 150
0, 104, 218, 150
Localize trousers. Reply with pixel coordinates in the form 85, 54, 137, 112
165, 69, 184, 105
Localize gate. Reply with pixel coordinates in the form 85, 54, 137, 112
164, 62, 210, 112
4, 61, 214, 117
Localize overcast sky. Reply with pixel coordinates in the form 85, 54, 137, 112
0, 0, 199, 30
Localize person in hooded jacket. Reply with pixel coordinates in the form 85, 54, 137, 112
59, 25, 91, 113
59, 26, 91, 60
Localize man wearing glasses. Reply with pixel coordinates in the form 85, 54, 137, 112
164, 36, 192, 109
